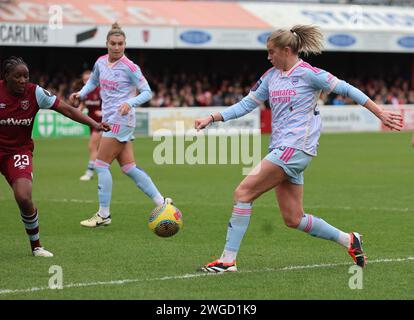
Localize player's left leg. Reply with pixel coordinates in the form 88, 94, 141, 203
12, 178, 53, 257
200, 159, 288, 273
276, 181, 366, 267
3, 151, 53, 257
117, 141, 165, 206
80, 130, 101, 181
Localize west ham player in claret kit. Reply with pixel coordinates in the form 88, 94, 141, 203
0, 56, 110, 257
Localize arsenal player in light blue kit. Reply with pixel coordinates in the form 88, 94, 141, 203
195, 25, 403, 272
0, 56, 110, 257
71, 23, 173, 228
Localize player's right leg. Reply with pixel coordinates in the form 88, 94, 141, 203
276, 181, 366, 268
269, 147, 365, 267
199, 159, 288, 273
80, 134, 124, 228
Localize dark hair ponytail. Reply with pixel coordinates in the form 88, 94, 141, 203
2, 56, 28, 79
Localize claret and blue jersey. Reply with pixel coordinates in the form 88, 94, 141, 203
0, 80, 57, 152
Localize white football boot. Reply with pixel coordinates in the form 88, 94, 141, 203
164, 197, 174, 205
32, 247, 54, 257
80, 170, 94, 181
80, 213, 111, 228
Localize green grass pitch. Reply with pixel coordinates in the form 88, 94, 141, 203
0, 132, 413, 299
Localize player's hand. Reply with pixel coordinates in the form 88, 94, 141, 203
95, 122, 111, 132
379, 110, 403, 131
69, 92, 81, 104
118, 103, 131, 115
195, 117, 213, 131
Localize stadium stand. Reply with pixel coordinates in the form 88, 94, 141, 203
27, 68, 413, 107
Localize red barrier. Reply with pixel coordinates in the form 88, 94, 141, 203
261, 108, 271, 133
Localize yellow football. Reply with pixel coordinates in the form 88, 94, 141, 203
148, 203, 183, 237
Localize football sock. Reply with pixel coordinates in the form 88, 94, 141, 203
220, 250, 237, 263
87, 160, 95, 174
95, 160, 112, 215
221, 202, 252, 263
21, 209, 40, 250
98, 207, 110, 219
337, 231, 351, 248
121, 163, 164, 206
297, 213, 350, 248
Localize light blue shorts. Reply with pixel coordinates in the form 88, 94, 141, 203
264, 146, 313, 185
103, 124, 135, 142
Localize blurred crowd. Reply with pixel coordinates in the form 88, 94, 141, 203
30, 69, 414, 108
324, 76, 414, 106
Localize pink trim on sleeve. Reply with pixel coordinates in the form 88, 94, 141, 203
261, 67, 274, 78
97, 54, 109, 61
120, 56, 138, 73
299, 61, 321, 73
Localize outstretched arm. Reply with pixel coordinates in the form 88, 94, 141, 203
52, 100, 110, 132
364, 99, 403, 131
195, 95, 259, 131
69, 63, 100, 103
195, 112, 224, 131
333, 81, 403, 131
195, 68, 272, 131
35, 85, 109, 131
307, 69, 403, 131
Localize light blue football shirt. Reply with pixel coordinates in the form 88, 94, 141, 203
80, 54, 152, 127
221, 59, 369, 156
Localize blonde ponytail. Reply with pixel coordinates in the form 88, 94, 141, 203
107, 22, 126, 40
267, 25, 324, 56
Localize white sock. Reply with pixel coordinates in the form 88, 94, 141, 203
87, 160, 95, 170
98, 207, 110, 218
220, 249, 237, 263
153, 194, 164, 206
337, 231, 351, 248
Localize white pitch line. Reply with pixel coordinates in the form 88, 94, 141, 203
0, 256, 413, 296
